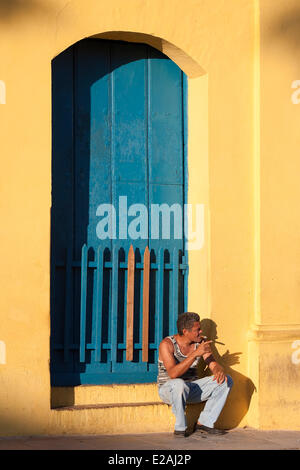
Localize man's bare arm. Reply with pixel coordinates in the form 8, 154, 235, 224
159, 338, 213, 379
202, 350, 227, 384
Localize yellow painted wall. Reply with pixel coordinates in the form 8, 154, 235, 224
0, 0, 299, 435
247, 0, 300, 429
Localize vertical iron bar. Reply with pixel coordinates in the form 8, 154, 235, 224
93, 246, 104, 363
111, 245, 118, 370
126, 245, 135, 361
155, 247, 164, 362
79, 244, 88, 363
172, 247, 179, 334
142, 246, 150, 362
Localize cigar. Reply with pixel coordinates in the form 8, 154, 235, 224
201, 335, 225, 346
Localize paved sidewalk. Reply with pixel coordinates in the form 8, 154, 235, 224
0, 428, 299, 450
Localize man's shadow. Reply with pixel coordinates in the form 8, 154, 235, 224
185, 318, 256, 431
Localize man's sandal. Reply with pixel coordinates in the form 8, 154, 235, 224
194, 424, 227, 435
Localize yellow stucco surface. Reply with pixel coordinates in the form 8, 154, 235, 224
0, 0, 300, 435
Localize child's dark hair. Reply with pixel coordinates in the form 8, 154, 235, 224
177, 312, 200, 335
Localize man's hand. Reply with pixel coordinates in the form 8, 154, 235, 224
194, 340, 213, 357
210, 362, 227, 384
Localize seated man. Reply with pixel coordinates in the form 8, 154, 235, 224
158, 312, 233, 437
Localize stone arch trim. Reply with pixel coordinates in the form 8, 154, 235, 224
53, 0, 208, 78
89, 31, 205, 78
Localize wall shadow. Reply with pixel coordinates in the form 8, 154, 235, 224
0, 0, 53, 20
266, 6, 300, 59
185, 318, 256, 432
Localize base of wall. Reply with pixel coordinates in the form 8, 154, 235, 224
49, 402, 175, 435
247, 324, 300, 430
49, 383, 174, 434
48, 383, 211, 435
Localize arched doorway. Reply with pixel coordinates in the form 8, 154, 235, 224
50, 38, 188, 386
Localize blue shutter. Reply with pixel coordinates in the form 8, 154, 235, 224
50, 39, 188, 386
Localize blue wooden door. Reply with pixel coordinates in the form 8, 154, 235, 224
50, 39, 188, 386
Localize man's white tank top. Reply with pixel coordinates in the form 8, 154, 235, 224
157, 335, 201, 387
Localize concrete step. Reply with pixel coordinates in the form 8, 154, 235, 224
49, 400, 175, 435
51, 383, 162, 408
49, 383, 178, 435
55, 401, 166, 410
49, 383, 205, 435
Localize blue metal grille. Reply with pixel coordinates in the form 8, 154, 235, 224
50, 38, 188, 386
